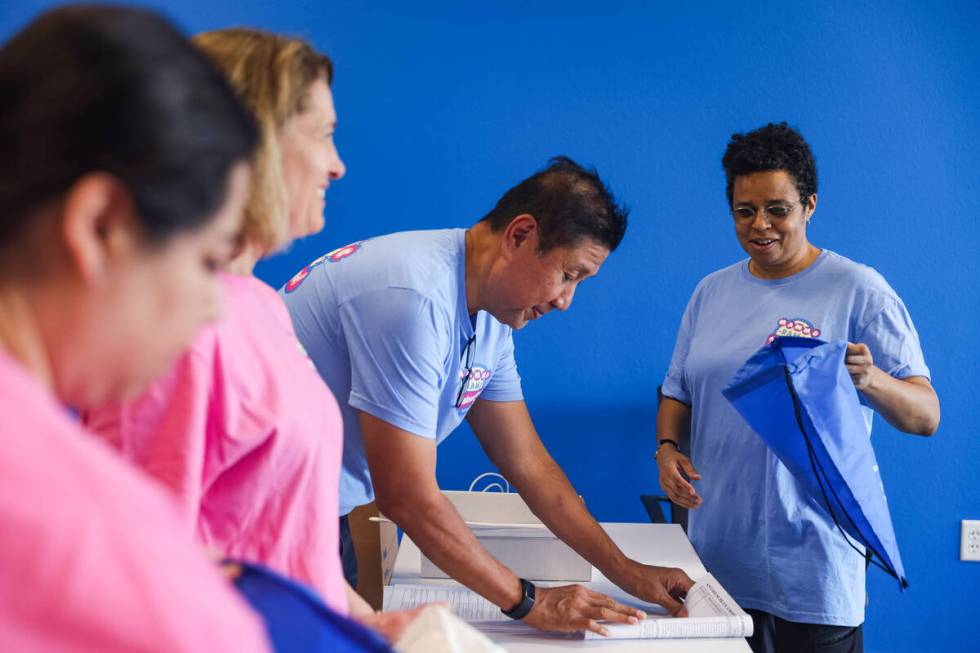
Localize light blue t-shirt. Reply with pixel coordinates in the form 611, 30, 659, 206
662, 250, 929, 627
281, 229, 523, 515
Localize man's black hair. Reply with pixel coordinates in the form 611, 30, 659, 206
480, 156, 628, 253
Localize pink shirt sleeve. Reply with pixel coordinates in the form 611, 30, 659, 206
83, 330, 218, 535
84, 274, 347, 611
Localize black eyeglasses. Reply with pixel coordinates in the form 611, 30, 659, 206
454, 334, 476, 408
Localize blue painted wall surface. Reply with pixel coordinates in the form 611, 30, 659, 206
4, 2, 978, 650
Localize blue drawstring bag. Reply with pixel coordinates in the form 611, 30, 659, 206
232, 561, 394, 652
721, 336, 908, 589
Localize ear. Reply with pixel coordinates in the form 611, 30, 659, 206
804, 193, 818, 221
60, 173, 140, 284
499, 214, 538, 261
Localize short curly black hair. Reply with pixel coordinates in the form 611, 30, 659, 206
721, 122, 817, 209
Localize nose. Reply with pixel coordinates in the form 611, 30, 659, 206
750, 211, 771, 232
328, 143, 346, 181
552, 284, 576, 312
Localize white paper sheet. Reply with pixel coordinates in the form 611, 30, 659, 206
583, 574, 753, 640
384, 573, 753, 641
384, 584, 510, 622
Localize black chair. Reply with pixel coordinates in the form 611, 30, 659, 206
639, 494, 688, 532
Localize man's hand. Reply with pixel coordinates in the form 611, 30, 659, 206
845, 342, 876, 390
521, 585, 644, 636
656, 446, 702, 510
608, 562, 695, 617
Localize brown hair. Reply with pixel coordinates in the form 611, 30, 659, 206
193, 28, 332, 253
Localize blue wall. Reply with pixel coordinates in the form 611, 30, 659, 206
5, 2, 978, 650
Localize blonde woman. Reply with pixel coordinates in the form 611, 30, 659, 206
84, 28, 413, 637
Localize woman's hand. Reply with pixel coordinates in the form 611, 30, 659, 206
656, 447, 702, 510
354, 606, 429, 643
845, 342, 877, 390
845, 342, 940, 435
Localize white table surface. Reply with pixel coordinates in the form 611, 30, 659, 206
389, 522, 751, 652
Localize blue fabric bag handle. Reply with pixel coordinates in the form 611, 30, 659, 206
722, 336, 908, 590
231, 561, 394, 652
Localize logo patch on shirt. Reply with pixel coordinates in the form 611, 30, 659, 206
284, 241, 365, 293
457, 364, 492, 411
766, 317, 822, 345
324, 241, 363, 263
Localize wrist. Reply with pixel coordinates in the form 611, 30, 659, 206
502, 575, 524, 611
866, 366, 886, 392
501, 578, 536, 620
602, 551, 637, 584
655, 438, 680, 460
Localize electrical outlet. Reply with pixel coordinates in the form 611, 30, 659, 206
961, 520, 980, 561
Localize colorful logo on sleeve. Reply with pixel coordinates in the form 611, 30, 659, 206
284, 241, 365, 293
766, 317, 822, 345
324, 241, 364, 263
456, 364, 492, 412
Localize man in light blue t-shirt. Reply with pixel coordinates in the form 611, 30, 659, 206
283, 157, 694, 636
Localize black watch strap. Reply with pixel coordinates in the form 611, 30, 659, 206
501, 578, 536, 620
655, 438, 680, 459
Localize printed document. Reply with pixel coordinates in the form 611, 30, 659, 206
385, 573, 752, 640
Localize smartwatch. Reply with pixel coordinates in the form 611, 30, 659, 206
501, 578, 536, 620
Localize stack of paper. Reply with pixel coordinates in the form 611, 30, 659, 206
384, 574, 753, 640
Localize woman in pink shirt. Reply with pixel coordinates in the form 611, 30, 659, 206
0, 6, 271, 652
84, 28, 415, 639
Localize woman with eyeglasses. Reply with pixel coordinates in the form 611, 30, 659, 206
83, 28, 419, 641
0, 6, 272, 650
654, 122, 939, 653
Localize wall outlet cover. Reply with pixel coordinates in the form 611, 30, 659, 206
961, 520, 980, 561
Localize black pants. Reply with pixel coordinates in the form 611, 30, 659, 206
747, 609, 863, 653
339, 514, 359, 589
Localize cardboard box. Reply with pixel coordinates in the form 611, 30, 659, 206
418, 491, 593, 582
349, 502, 399, 611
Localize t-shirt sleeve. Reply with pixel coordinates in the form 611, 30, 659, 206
855, 296, 931, 381
340, 288, 449, 438
82, 343, 215, 534
661, 291, 699, 405
479, 332, 524, 401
